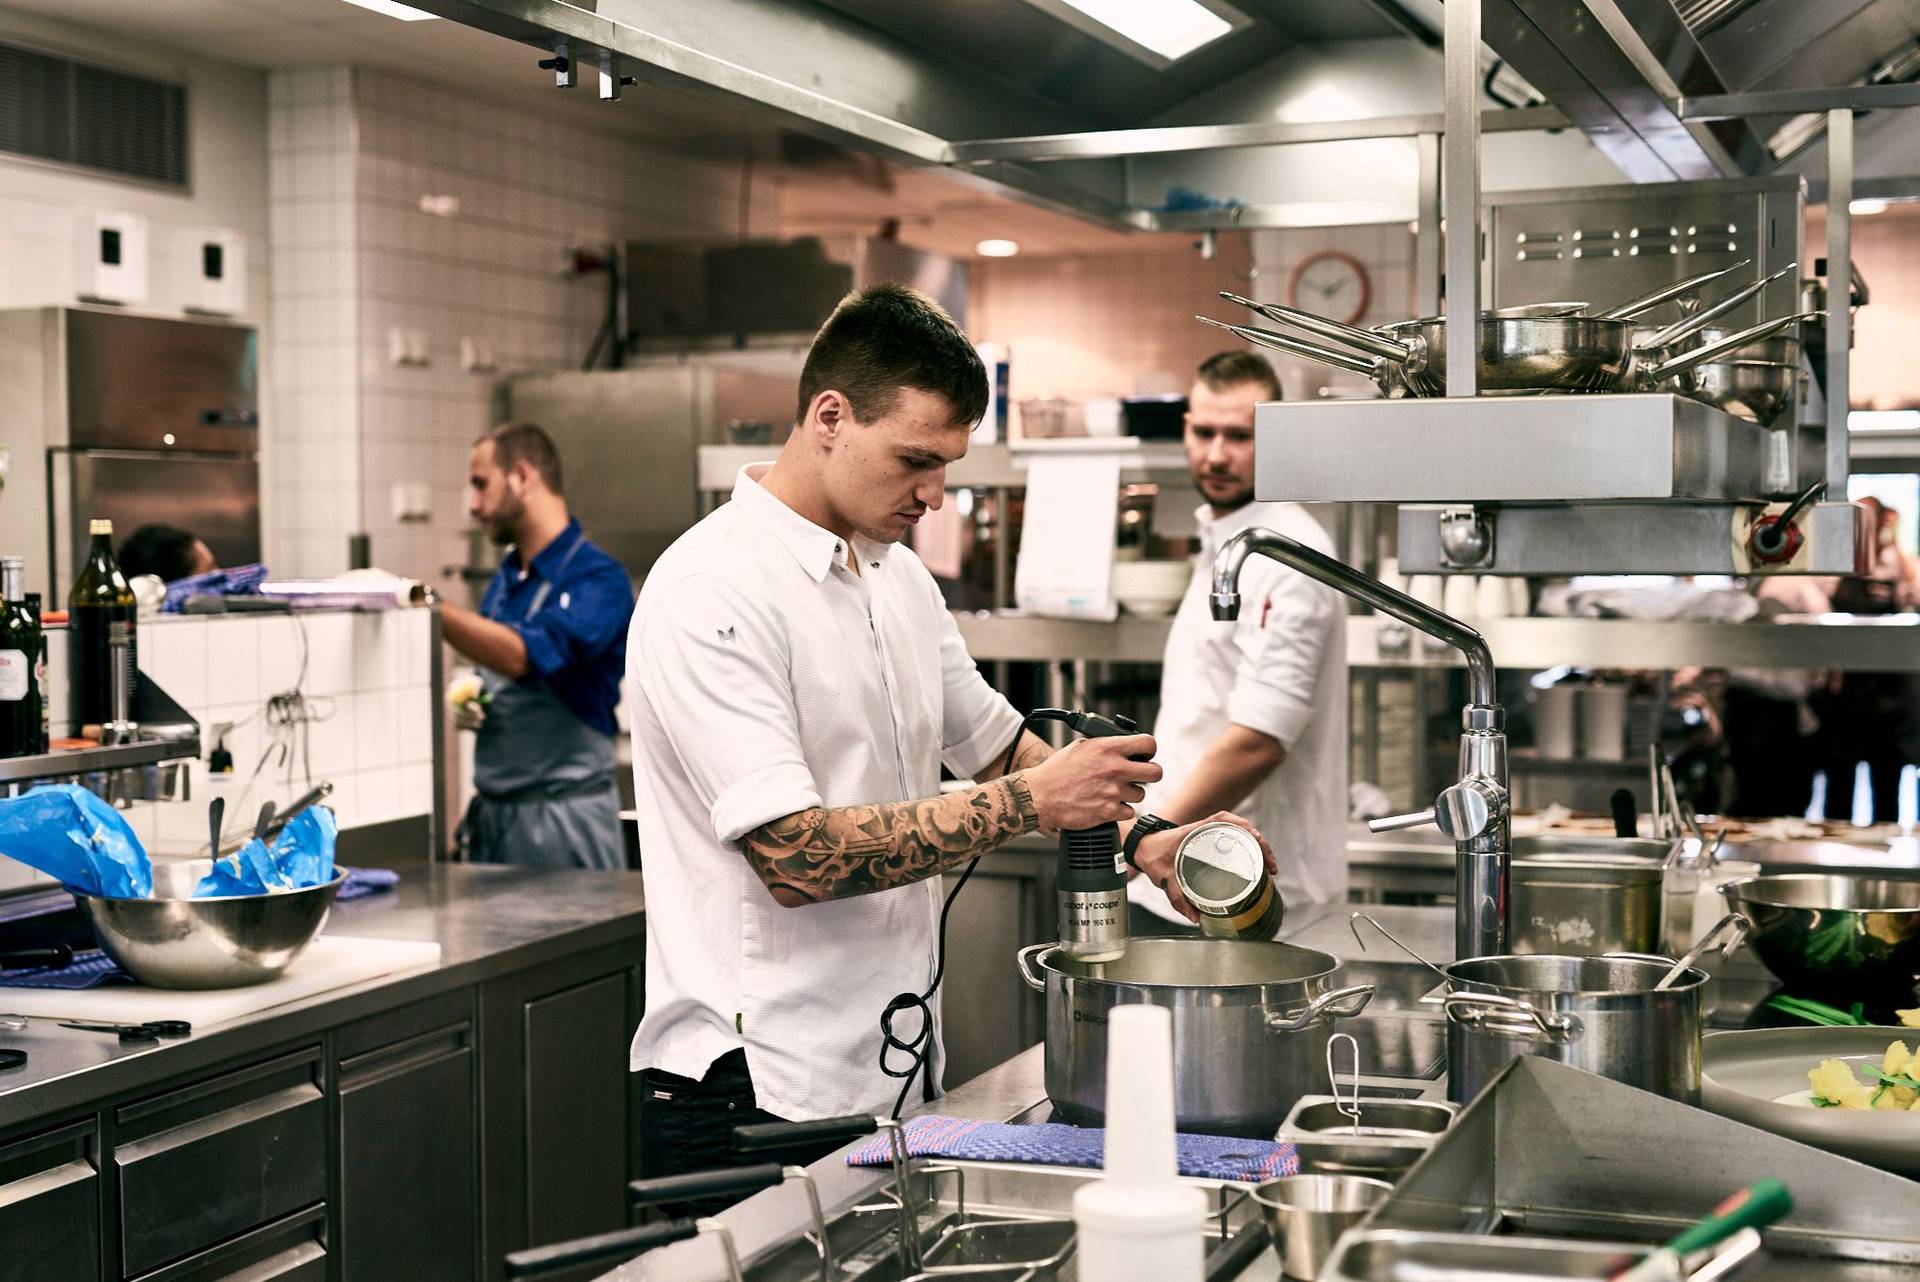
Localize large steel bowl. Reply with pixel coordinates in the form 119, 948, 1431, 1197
1720, 873, 1920, 997
77, 860, 346, 989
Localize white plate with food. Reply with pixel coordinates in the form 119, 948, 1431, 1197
1702, 1024, 1920, 1176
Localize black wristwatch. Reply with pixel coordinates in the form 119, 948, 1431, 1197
1123, 813, 1178, 870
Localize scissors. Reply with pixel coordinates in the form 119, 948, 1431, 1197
57, 1018, 192, 1045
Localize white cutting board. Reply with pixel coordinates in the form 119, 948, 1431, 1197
0, 935, 443, 1028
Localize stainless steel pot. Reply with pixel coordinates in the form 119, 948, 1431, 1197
1678, 359, 1800, 423
1509, 853, 1664, 955
1442, 953, 1706, 1105
1017, 938, 1374, 1135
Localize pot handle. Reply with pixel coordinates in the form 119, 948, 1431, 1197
1595, 259, 1749, 321
1265, 983, 1374, 1034
1219, 291, 1412, 363
1646, 311, 1823, 382
1443, 992, 1583, 1041
1197, 316, 1381, 376
1016, 943, 1051, 993
1640, 262, 1797, 349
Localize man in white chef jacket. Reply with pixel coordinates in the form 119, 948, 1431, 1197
1128, 351, 1349, 933
625, 287, 1275, 1212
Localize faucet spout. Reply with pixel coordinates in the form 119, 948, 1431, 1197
1212, 526, 1510, 966
1211, 527, 1497, 707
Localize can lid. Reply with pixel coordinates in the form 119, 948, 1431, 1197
90, 518, 113, 535
1173, 821, 1265, 913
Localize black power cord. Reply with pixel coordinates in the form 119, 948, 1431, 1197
878, 709, 1070, 1119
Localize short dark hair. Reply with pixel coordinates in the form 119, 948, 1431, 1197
118, 524, 201, 583
795, 284, 988, 428
478, 421, 563, 496
1197, 350, 1283, 402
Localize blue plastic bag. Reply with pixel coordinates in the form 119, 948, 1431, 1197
272, 806, 337, 887
194, 837, 290, 897
192, 804, 336, 897
0, 784, 151, 898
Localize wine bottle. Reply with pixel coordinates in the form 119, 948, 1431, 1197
67, 518, 137, 735
0, 558, 44, 757
24, 593, 47, 754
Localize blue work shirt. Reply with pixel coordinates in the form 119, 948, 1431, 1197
479, 519, 634, 737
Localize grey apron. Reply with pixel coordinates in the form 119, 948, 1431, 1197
458, 538, 625, 870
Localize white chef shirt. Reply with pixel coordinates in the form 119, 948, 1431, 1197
626, 465, 1024, 1120
1129, 500, 1349, 920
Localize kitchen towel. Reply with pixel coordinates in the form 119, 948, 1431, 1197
845, 1114, 1298, 1183
1012, 443, 1125, 621
0, 949, 126, 990
336, 866, 401, 902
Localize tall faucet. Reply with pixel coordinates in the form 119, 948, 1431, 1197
1211, 528, 1510, 961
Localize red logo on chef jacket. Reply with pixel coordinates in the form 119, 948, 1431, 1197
1257, 596, 1273, 629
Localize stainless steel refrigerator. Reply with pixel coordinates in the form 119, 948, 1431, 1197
0, 306, 261, 597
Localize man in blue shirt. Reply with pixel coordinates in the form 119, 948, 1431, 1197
441, 422, 635, 869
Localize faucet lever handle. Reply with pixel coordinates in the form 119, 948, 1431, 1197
1368, 808, 1438, 834
1435, 781, 1501, 841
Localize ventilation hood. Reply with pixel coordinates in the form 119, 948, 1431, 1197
414, 0, 1920, 232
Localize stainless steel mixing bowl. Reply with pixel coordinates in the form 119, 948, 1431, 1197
77, 859, 346, 989
1720, 873, 1920, 997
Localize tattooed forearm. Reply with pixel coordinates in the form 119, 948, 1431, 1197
742, 776, 1042, 906
976, 729, 1053, 781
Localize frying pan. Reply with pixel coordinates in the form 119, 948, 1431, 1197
1216, 262, 1751, 398
1198, 309, 1819, 405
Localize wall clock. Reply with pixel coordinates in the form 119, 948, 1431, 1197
1287, 250, 1371, 325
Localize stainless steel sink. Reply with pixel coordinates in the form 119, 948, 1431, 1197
718, 1161, 1265, 1282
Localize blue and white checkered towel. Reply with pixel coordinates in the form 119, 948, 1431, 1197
845, 1114, 1296, 1183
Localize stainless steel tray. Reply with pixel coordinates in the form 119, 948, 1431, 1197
1276, 1096, 1459, 1180
1369, 1057, 1920, 1277
640, 1161, 1269, 1282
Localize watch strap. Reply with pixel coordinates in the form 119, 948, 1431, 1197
1123, 813, 1178, 870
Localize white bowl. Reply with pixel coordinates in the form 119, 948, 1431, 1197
1113, 560, 1192, 595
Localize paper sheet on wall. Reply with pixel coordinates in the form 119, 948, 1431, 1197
1014, 452, 1121, 621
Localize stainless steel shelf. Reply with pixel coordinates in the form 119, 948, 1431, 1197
953, 611, 1920, 673
1254, 394, 1769, 504
697, 442, 1192, 491
0, 732, 200, 785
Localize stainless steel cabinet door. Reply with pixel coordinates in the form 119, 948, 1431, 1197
58, 450, 260, 588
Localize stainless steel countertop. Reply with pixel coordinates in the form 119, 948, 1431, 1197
596, 900, 1443, 1282
0, 863, 648, 1130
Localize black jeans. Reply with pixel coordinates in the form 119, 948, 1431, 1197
638, 1049, 844, 1218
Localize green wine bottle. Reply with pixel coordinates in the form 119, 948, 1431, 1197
0, 557, 44, 757
67, 518, 137, 735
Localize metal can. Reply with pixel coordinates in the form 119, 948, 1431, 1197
1174, 821, 1284, 942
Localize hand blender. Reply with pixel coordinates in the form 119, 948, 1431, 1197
1043, 710, 1145, 964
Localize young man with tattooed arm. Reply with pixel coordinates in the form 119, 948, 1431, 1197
625, 286, 1274, 1205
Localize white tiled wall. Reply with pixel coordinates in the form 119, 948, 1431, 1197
261, 66, 775, 590
266, 68, 362, 580
0, 606, 433, 892
133, 608, 436, 857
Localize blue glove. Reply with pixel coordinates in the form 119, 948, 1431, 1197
0, 784, 151, 898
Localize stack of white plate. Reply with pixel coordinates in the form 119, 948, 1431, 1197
1112, 559, 1191, 617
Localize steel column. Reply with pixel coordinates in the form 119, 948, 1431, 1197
1827, 110, 1853, 492
1416, 133, 1442, 319
1443, 0, 1481, 397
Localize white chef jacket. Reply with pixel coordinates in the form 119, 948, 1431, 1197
626, 465, 1024, 1120
1129, 500, 1349, 920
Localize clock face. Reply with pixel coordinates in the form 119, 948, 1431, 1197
1288, 251, 1371, 325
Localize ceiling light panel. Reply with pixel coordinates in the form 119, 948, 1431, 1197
340, 0, 440, 21
1021, 0, 1248, 68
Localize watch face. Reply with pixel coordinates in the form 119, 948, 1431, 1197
1290, 252, 1370, 324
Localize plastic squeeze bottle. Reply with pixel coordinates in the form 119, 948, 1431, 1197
1072, 1004, 1208, 1282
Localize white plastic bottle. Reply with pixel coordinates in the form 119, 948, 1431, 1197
1072, 1005, 1208, 1282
